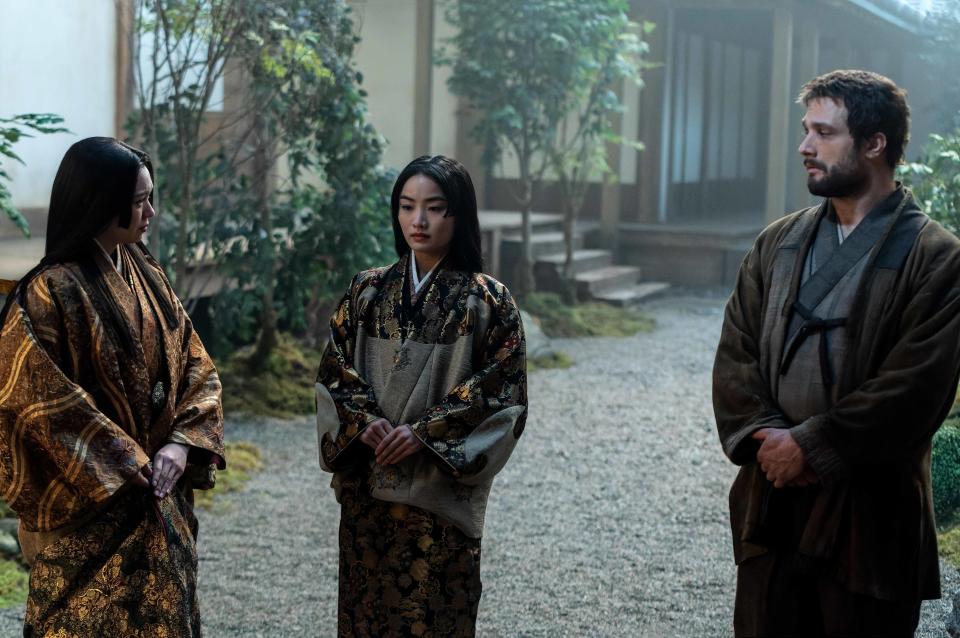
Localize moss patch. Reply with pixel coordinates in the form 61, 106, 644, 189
0, 557, 27, 608
528, 351, 573, 372
940, 526, 960, 569
219, 334, 321, 418
521, 292, 655, 339
194, 441, 264, 510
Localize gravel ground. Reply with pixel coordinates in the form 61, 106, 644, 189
0, 291, 956, 636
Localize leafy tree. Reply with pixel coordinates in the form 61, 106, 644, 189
128, 0, 390, 362
900, 131, 960, 236
0, 114, 68, 237
438, 0, 648, 297
921, 0, 960, 129
545, 9, 652, 301
219, 0, 392, 367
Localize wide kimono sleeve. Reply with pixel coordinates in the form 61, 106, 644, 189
790, 227, 960, 484
410, 283, 527, 482
168, 300, 226, 472
316, 276, 387, 471
713, 232, 791, 466
0, 273, 151, 532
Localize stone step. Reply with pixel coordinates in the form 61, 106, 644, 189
535, 249, 613, 278
574, 265, 642, 297
501, 231, 584, 261
590, 281, 672, 307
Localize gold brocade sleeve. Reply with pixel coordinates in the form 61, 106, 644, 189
409, 284, 528, 477
170, 305, 226, 470
316, 276, 386, 471
0, 274, 151, 532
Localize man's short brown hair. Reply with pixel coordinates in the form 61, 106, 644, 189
798, 69, 910, 168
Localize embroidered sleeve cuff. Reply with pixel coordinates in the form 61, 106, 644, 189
168, 430, 193, 446
411, 420, 461, 477
791, 415, 846, 485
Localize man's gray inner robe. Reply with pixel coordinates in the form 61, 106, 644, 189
776, 213, 871, 422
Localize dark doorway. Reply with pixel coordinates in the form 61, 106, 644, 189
667, 8, 772, 223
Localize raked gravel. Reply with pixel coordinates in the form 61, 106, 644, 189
0, 291, 956, 636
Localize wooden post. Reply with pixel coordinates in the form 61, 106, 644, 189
114, 0, 135, 137
764, 7, 794, 223
413, 0, 435, 156
787, 16, 819, 211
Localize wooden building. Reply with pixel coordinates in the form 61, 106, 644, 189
0, 0, 945, 294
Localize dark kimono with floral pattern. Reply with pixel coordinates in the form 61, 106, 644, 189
316, 254, 527, 637
0, 244, 225, 637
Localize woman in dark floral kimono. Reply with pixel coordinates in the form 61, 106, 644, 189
316, 155, 528, 637
0, 137, 225, 637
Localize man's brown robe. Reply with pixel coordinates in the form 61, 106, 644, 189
0, 243, 225, 637
714, 188, 960, 603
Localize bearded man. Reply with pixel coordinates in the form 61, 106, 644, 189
713, 69, 960, 637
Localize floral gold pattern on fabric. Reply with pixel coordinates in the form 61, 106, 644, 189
0, 244, 225, 636
337, 480, 481, 638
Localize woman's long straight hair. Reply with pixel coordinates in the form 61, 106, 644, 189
390, 155, 484, 274
0, 137, 178, 353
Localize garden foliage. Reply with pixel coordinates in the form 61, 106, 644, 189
438, 0, 650, 297
128, 0, 391, 358
0, 113, 67, 237
902, 130, 960, 527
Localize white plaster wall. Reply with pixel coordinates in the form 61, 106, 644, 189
0, 0, 118, 209
349, 0, 418, 172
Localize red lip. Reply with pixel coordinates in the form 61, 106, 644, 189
410, 233, 429, 240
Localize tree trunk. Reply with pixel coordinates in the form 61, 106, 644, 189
249, 114, 278, 370
514, 165, 536, 298
561, 190, 577, 305
174, 170, 191, 300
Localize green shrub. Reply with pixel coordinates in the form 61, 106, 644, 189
932, 417, 960, 526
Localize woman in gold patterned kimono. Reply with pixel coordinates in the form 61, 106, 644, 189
316, 155, 528, 637
0, 137, 225, 637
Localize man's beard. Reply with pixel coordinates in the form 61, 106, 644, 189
805, 149, 869, 198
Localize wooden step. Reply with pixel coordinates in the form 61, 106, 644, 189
574, 265, 642, 297
590, 282, 671, 307
502, 231, 584, 261
535, 249, 613, 277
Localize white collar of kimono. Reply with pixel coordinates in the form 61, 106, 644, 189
410, 250, 441, 294
93, 238, 123, 276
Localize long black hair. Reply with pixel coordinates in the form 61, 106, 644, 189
0, 137, 178, 353
390, 155, 484, 274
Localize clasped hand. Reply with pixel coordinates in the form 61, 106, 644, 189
130, 442, 190, 499
752, 428, 817, 489
360, 418, 424, 466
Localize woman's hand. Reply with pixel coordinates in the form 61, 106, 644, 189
152, 442, 189, 498
375, 424, 425, 466
360, 418, 394, 449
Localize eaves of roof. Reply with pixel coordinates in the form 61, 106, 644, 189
840, 0, 924, 34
